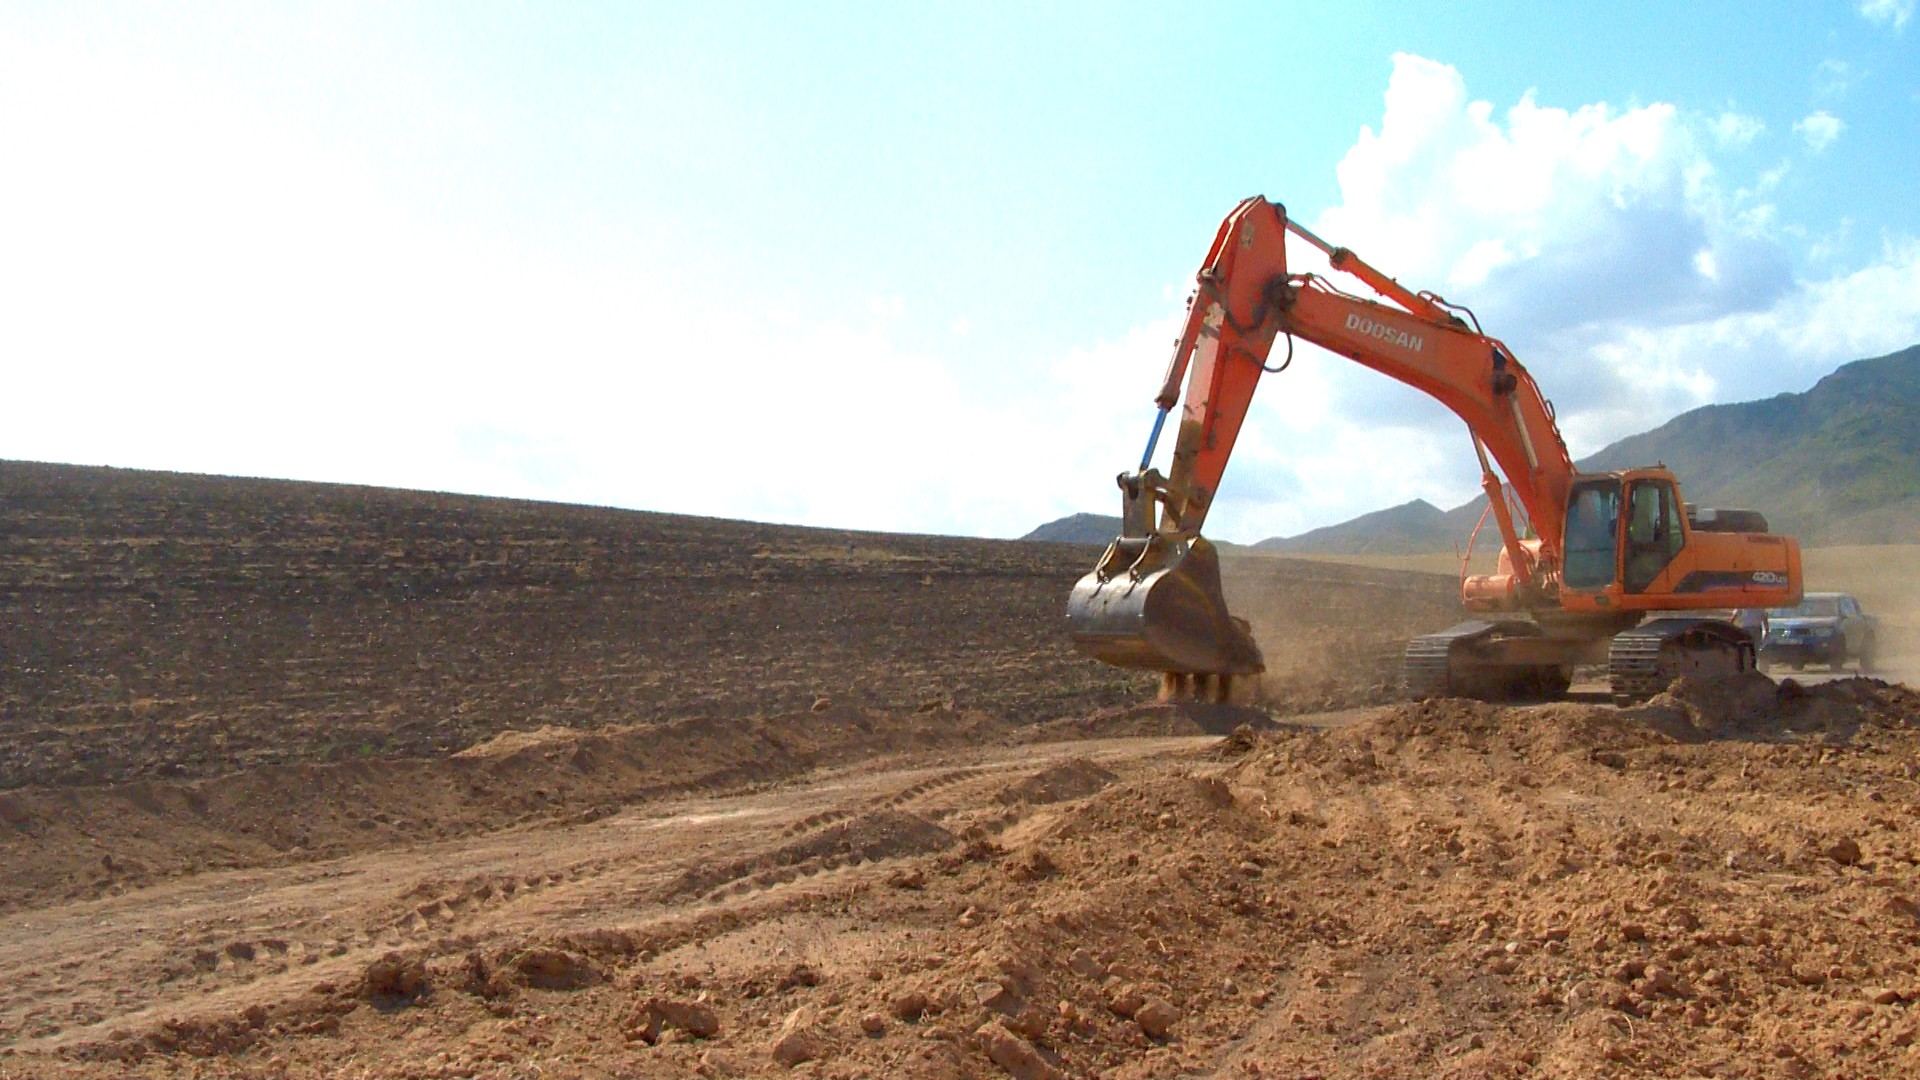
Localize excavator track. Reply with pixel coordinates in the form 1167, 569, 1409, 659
1606, 617, 1754, 705
1405, 622, 1551, 699
1605, 627, 1670, 704
1404, 620, 1580, 702
1402, 620, 1507, 699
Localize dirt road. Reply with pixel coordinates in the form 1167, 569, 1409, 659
0, 734, 1208, 1066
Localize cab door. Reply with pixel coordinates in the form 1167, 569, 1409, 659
1562, 479, 1623, 590
1623, 478, 1686, 593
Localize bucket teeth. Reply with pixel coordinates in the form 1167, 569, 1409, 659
1159, 672, 1241, 703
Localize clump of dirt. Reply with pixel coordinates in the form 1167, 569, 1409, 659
1646, 672, 1920, 742
995, 758, 1117, 806
626, 995, 721, 1043
1024, 701, 1282, 741
505, 947, 602, 991
664, 808, 955, 900
360, 952, 430, 1005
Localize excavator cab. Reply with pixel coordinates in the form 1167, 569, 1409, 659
1561, 473, 1692, 595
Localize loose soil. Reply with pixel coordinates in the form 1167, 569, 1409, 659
4, 461, 1919, 1079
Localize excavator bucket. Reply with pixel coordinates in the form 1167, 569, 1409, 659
1066, 535, 1265, 676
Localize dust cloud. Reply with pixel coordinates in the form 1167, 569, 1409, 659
1218, 552, 1460, 709
1802, 545, 1920, 685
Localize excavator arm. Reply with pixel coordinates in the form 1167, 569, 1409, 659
1148, 196, 1574, 576
1068, 196, 1578, 683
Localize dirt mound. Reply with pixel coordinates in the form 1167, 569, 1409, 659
995, 759, 1117, 806
1025, 701, 1283, 741
1653, 673, 1920, 741
665, 808, 956, 900
451, 725, 583, 759
0, 706, 1007, 912
1270, 674, 1920, 777
735, 688, 1920, 1077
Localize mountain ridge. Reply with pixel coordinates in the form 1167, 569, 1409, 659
1271, 342, 1920, 551
1025, 344, 1920, 552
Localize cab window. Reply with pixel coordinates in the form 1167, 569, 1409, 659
1562, 480, 1620, 589
1624, 479, 1685, 591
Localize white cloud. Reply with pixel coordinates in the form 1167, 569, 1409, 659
1564, 237, 1920, 448
1709, 110, 1765, 147
1179, 55, 1920, 541
1793, 110, 1846, 152
1804, 217, 1855, 263
1860, 0, 1914, 30
1315, 55, 1788, 347
1814, 59, 1859, 100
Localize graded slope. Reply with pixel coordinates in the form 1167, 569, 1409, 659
0, 460, 1462, 909
0, 460, 1131, 789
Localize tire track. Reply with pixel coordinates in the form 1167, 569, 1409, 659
0, 736, 1204, 1057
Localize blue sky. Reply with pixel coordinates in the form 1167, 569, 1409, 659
3, 2, 1917, 541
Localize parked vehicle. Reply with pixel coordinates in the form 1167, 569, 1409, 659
1761, 593, 1876, 672
1729, 608, 1768, 651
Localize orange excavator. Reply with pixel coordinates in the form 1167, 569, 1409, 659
1067, 196, 1802, 703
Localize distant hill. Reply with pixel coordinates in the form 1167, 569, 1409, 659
1022, 513, 1122, 545
1576, 344, 1920, 545
1020, 512, 1255, 550
1255, 343, 1920, 552
1253, 499, 1452, 555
